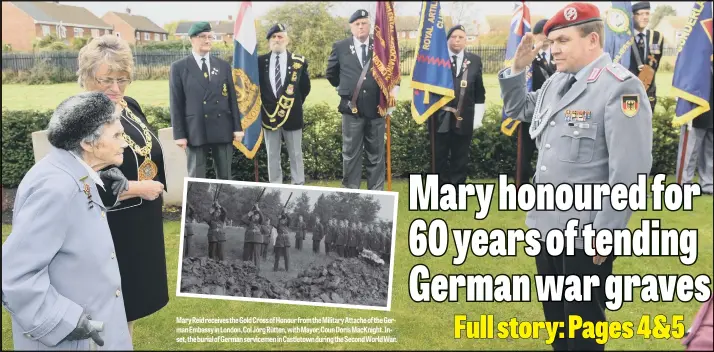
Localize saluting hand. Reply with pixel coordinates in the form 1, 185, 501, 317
511, 33, 544, 74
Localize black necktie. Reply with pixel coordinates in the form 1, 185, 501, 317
361, 44, 367, 67
637, 33, 645, 59
201, 58, 208, 81
275, 54, 282, 93
452, 55, 458, 76
559, 76, 577, 98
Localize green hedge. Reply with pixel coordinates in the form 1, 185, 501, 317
1, 97, 681, 188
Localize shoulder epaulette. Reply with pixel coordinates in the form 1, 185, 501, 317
605, 62, 634, 82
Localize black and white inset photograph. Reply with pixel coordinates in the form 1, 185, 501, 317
177, 178, 398, 310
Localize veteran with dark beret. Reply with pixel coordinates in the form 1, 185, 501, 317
258, 23, 311, 185
628, 1, 664, 111
429, 23, 486, 186
2, 92, 133, 350
498, 3, 652, 350
170, 21, 244, 180
326, 9, 399, 190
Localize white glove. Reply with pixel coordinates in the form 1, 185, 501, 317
390, 85, 400, 98
473, 104, 485, 130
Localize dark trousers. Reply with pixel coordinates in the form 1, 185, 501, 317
313, 240, 320, 253
516, 123, 537, 186
295, 237, 303, 250
183, 235, 192, 257
432, 130, 472, 185
336, 244, 344, 257
261, 243, 268, 260
186, 143, 232, 180
535, 247, 615, 351
208, 241, 225, 261
244, 242, 261, 270
273, 247, 289, 271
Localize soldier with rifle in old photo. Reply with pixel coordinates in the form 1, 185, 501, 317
241, 203, 265, 270
207, 203, 227, 261
260, 217, 273, 261
273, 212, 291, 271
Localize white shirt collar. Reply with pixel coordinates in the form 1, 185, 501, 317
353, 36, 369, 47
70, 152, 105, 190
192, 51, 210, 68
448, 49, 464, 59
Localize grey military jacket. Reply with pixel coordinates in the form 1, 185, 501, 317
499, 53, 653, 249
2, 147, 132, 350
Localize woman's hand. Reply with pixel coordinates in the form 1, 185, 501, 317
138, 180, 165, 201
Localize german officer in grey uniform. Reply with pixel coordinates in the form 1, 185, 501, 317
170, 22, 244, 180
259, 24, 311, 185
326, 9, 399, 190
498, 3, 652, 350
677, 88, 713, 195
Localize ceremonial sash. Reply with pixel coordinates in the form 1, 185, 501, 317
262, 54, 306, 130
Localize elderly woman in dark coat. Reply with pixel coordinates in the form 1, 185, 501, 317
2, 92, 133, 350
77, 34, 169, 338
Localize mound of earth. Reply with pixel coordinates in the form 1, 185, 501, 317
180, 257, 290, 299
283, 256, 389, 307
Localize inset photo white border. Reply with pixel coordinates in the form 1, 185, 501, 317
175, 177, 399, 312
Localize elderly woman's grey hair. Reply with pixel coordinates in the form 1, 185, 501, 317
47, 92, 121, 155
77, 35, 135, 88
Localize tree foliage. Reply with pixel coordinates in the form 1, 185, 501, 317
649, 5, 677, 31
263, 2, 347, 78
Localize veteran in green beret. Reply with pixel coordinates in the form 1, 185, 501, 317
169, 21, 244, 180
258, 23, 311, 185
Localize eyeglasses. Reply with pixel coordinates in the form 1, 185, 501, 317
196, 34, 215, 41
95, 77, 132, 87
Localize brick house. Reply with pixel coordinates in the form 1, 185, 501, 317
1, 1, 113, 52
101, 8, 168, 45
395, 16, 461, 42
175, 17, 236, 43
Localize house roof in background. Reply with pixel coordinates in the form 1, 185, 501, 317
108, 11, 167, 33
175, 20, 234, 35
11, 1, 112, 29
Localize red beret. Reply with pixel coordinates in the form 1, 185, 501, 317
543, 3, 602, 36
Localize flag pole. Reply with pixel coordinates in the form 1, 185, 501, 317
387, 113, 392, 191
677, 124, 690, 185
430, 116, 435, 173
254, 158, 259, 182
516, 124, 523, 187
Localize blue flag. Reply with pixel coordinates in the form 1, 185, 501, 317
501, 1, 531, 136
231, 1, 263, 159
411, 1, 455, 124
604, 2, 634, 67
672, 1, 712, 126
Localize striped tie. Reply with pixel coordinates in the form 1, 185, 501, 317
275, 55, 282, 94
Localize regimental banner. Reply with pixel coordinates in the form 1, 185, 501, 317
232, 1, 263, 159
411, 1, 455, 124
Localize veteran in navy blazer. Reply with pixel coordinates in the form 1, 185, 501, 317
258, 23, 311, 185
326, 9, 398, 190
2, 92, 133, 350
170, 22, 244, 180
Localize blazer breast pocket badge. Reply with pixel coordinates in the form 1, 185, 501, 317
222, 83, 228, 97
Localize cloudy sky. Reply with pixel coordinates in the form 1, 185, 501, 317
64, 1, 692, 27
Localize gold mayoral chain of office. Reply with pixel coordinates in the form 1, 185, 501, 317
118, 98, 158, 181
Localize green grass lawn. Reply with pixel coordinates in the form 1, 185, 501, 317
2, 177, 712, 350
1, 73, 675, 111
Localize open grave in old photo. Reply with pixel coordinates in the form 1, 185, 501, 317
176, 177, 399, 311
